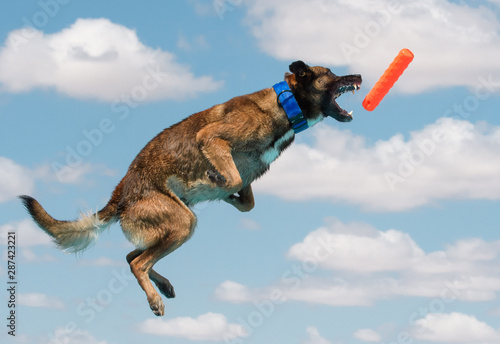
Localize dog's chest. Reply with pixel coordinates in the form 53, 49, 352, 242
259, 129, 295, 165
166, 128, 295, 206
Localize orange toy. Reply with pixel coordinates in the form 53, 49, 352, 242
362, 49, 414, 111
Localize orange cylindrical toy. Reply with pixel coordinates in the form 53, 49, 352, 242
362, 48, 414, 111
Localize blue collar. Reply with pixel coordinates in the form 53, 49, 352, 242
273, 81, 309, 134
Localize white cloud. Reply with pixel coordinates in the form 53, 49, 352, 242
287, 219, 500, 301
34, 162, 116, 185
177, 33, 209, 52
216, 218, 500, 307
353, 329, 382, 342
444, 237, 500, 262
78, 257, 126, 267
140, 312, 247, 341
0, 18, 222, 102
487, 0, 500, 7
254, 118, 500, 211
412, 312, 500, 343
0, 156, 113, 203
215, 280, 253, 303
42, 328, 108, 344
240, 217, 261, 231
287, 219, 425, 272
490, 307, 500, 316
0, 219, 52, 247
216, 279, 378, 307
245, 0, 500, 93
18, 293, 65, 309
0, 157, 34, 203
285, 279, 382, 306
305, 327, 334, 344
21, 248, 56, 263
287, 219, 500, 278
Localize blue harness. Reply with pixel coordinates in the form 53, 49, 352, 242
272, 81, 309, 134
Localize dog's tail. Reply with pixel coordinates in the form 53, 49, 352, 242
19, 181, 123, 253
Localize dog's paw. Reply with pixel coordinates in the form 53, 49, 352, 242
148, 295, 165, 316
155, 279, 176, 299
226, 194, 254, 212
206, 169, 227, 186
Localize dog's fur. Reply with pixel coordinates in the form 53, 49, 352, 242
21, 61, 361, 316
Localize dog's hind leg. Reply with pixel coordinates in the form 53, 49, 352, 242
121, 192, 196, 316
126, 249, 176, 299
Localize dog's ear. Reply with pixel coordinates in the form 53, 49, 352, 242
289, 61, 310, 78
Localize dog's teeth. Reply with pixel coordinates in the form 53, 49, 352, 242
351, 90, 355, 95
348, 110, 353, 115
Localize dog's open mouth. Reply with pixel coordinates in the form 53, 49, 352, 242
331, 82, 362, 122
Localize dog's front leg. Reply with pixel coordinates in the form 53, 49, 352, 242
196, 125, 243, 193
224, 184, 255, 212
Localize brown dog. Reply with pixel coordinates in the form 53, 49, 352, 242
21, 61, 361, 316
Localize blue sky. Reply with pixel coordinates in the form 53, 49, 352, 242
1, 0, 500, 343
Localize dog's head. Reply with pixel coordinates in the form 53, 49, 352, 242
286, 61, 362, 123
